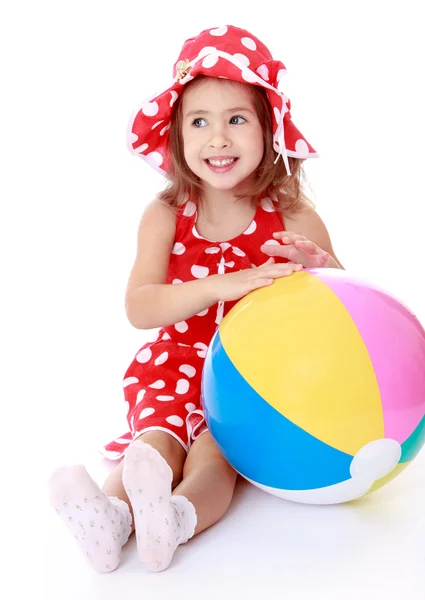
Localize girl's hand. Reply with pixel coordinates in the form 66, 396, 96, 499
261, 232, 339, 269
211, 258, 302, 303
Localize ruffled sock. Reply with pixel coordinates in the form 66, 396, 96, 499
48, 465, 132, 573
122, 440, 197, 572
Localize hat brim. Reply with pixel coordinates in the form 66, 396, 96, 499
128, 53, 317, 176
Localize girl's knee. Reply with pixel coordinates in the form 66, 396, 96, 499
134, 430, 187, 487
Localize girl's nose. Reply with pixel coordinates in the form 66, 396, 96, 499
208, 126, 231, 149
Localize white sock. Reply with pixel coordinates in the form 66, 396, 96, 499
122, 440, 197, 572
48, 465, 132, 573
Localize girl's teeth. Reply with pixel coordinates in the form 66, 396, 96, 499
208, 158, 235, 167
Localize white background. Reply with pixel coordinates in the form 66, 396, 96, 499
1, 1, 424, 598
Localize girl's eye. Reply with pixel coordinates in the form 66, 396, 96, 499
192, 118, 207, 127
230, 116, 246, 125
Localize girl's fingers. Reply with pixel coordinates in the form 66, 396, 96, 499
273, 231, 306, 244
261, 263, 303, 277
261, 243, 295, 258
294, 239, 319, 253
255, 278, 274, 287
258, 257, 275, 267
295, 240, 330, 264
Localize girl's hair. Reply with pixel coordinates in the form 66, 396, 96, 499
158, 76, 312, 212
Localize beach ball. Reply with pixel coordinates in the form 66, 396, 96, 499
201, 268, 425, 504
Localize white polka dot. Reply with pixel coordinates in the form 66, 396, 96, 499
295, 139, 310, 158
136, 143, 148, 154
114, 437, 133, 445
192, 225, 205, 239
157, 395, 174, 401
251, 263, 257, 268
162, 332, 171, 340
179, 364, 196, 378
172, 278, 183, 284
139, 407, 155, 419
277, 68, 287, 83
210, 26, 228, 36
154, 352, 168, 366
241, 37, 257, 51
257, 64, 269, 80
225, 260, 235, 268
136, 348, 152, 363
232, 246, 246, 257
142, 101, 159, 116
202, 53, 219, 68
129, 132, 138, 144
135, 389, 146, 405
261, 197, 275, 212
123, 376, 139, 387
205, 246, 220, 254
243, 220, 257, 235
152, 120, 164, 130
166, 415, 184, 427
103, 450, 121, 460
274, 107, 281, 125
263, 239, 280, 246
176, 379, 190, 395
175, 321, 189, 333
197, 308, 209, 316
147, 151, 163, 166
198, 46, 218, 58
233, 53, 250, 67
191, 265, 209, 278
194, 342, 208, 358
160, 124, 171, 136
185, 402, 197, 412
241, 68, 258, 83
220, 242, 231, 251
172, 242, 186, 255
148, 380, 166, 389
170, 91, 178, 106
183, 201, 196, 216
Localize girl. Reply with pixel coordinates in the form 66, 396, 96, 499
48, 24, 343, 574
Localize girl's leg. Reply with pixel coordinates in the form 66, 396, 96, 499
48, 430, 186, 573
122, 431, 237, 572
172, 431, 238, 534
102, 430, 187, 527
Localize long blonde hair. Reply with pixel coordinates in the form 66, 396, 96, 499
158, 76, 312, 212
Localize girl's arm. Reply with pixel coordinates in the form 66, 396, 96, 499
125, 200, 218, 330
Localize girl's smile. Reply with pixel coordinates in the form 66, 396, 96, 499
204, 155, 240, 173
181, 77, 264, 194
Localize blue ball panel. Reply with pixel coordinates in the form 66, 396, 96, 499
202, 331, 354, 491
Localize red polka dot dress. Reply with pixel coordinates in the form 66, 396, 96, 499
101, 194, 287, 459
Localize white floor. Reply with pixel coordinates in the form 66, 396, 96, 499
42, 447, 425, 599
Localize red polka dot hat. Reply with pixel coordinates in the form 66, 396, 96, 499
128, 24, 317, 177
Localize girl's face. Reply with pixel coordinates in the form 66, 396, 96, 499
181, 77, 264, 193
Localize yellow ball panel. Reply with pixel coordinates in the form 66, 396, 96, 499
366, 462, 409, 494
220, 271, 384, 456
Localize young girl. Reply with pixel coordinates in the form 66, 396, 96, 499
48, 24, 343, 574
